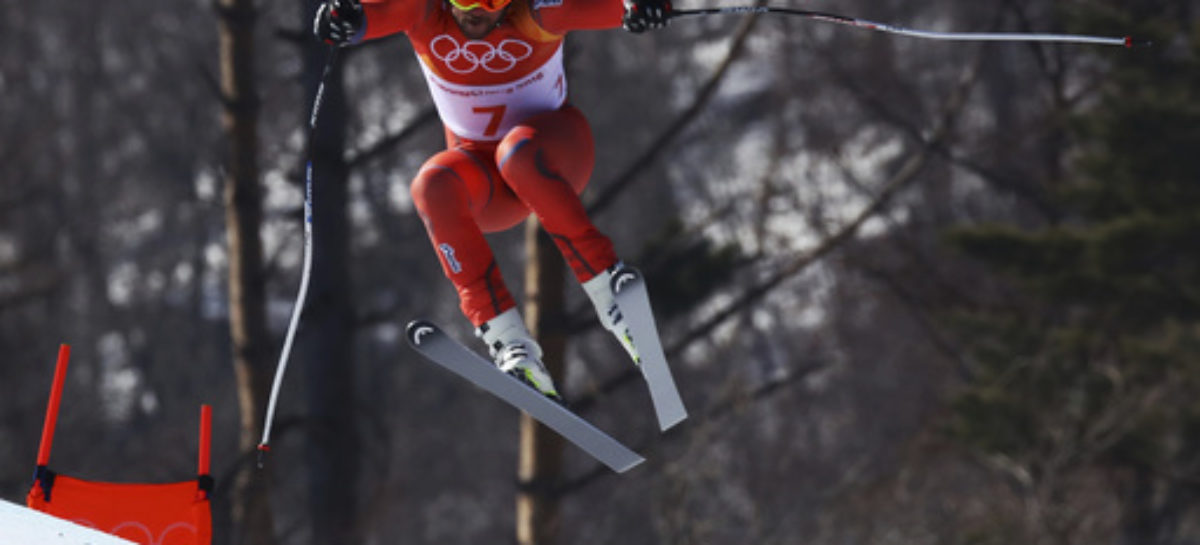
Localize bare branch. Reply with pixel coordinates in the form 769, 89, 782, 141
0, 271, 62, 312
565, 55, 980, 496
346, 106, 440, 168
670, 55, 981, 354
557, 358, 829, 496
587, 1, 768, 216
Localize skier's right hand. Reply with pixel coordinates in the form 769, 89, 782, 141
313, 0, 364, 46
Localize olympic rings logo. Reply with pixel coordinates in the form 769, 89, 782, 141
429, 35, 533, 74
72, 519, 198, 545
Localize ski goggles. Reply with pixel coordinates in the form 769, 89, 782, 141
447, 0, 511, 11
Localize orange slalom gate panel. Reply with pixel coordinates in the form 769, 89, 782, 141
26, 477, 212, 545
26, 345, 214, 545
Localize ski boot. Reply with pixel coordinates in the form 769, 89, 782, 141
583, 262, 641, 366
476, 308, 562, 402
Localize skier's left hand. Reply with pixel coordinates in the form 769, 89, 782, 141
623, 0, 672, 33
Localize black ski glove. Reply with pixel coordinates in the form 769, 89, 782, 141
623, 0, 671, 33
313, 0, 364, 46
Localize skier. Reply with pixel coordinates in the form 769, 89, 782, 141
314, 0, 673, 400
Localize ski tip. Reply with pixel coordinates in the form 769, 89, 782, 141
405, 320, 438, 347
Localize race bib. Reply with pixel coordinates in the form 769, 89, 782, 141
418, 39, 567, 142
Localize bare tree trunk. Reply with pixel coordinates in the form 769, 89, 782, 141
297, 14, 361, 543
217, 0, 276, 542
517, 219, 566, 545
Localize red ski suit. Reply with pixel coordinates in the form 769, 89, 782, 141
361, 0, 624, 326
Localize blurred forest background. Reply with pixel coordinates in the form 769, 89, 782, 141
2, 0, 1197, 543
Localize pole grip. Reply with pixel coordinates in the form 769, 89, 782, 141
36, 344, 71, 467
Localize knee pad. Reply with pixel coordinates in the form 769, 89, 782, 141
496, 130, 538, 185
411, 163, 471, 218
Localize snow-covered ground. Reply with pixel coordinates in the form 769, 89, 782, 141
0, 499, 135, 545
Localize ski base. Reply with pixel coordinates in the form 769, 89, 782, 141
406, 320, 644, 473
612, 267, 688, 431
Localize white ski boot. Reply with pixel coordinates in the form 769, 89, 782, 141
583, 262, 641, 366
476, 308, 562, 401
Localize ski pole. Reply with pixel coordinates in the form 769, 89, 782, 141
257, 46, 339, 468
671, 6, 1149, 48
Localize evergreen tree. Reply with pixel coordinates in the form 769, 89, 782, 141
945, 4, 1200, 543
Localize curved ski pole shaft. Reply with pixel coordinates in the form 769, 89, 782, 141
258, 47, 339, 467
672, 7, 1148, 47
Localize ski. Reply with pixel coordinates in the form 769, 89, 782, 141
611, 267, 688, 431
405, 320, 645, 473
